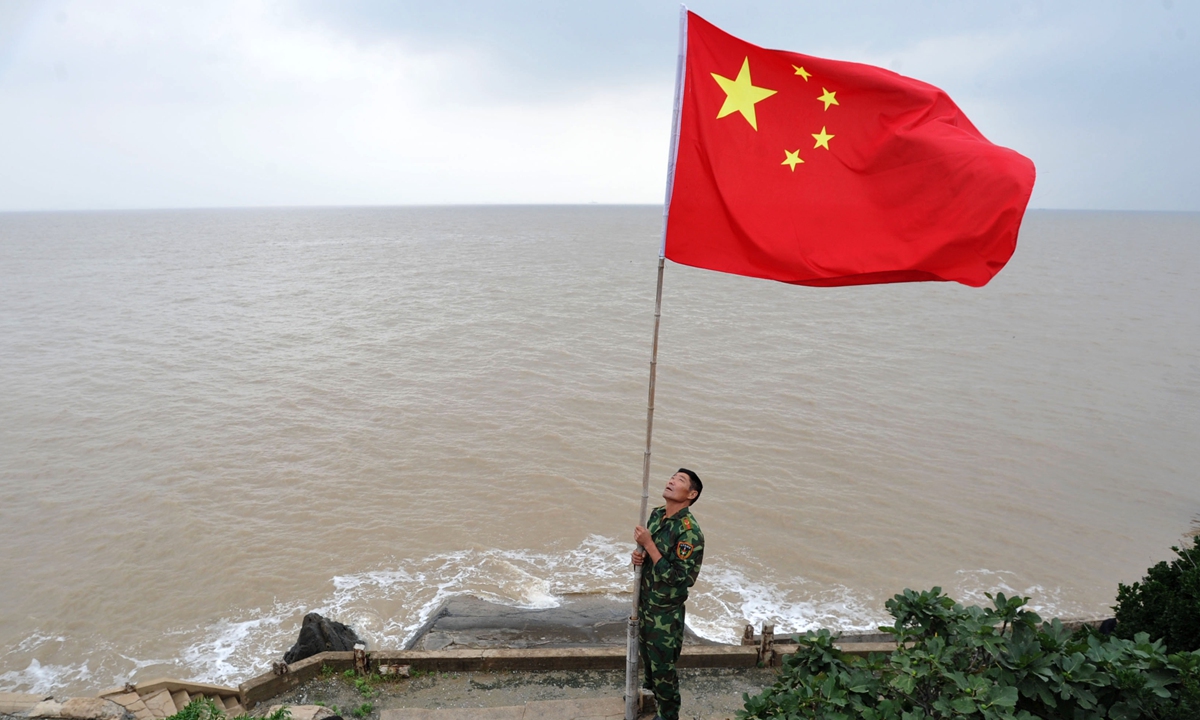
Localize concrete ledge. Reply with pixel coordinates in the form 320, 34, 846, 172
15, 698, 127, 720
98, 680, 238, 701
240, 653, 355, 709
835, 642, 900, 656
227, 638, 906, 710
0, 694, 52, 715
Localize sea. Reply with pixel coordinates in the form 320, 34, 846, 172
1, 206, 1197, 696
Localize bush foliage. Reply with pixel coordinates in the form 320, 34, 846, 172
737, 588, 1200, 720
1114, 535, 1200, 654
164, 698, 290, 720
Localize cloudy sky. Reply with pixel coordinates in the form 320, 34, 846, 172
1, 0, 1196, 211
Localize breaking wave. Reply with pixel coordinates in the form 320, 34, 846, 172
2, 537, 1103, 694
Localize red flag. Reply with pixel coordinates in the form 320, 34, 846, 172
663, 12, 1036, 288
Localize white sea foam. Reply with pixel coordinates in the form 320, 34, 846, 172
179, 607, 303, 686
0, 658, 91, 695
9, 634, 59, 655
174, 537, 1110, 688
175, 536, 891, 685
3, 540, 1112, 694
950, 569, 1107, 620
687, 561, 887, 643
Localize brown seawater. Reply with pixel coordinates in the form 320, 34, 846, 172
1, 206, 1197, 694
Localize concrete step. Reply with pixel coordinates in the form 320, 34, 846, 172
95, 681, 242, 720
134, 705, 157, 720
209, 695, 243, 716
105, 691, 154, 720
141, 690, 177, 720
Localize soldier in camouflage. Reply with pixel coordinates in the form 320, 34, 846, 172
632, 468, 704, 720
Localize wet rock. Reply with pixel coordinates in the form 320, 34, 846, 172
29, 700, 64, 718
60, 698, 126, 720
284, 613, 364, 664
406, 596, 714, 651
377, 664, 410, 678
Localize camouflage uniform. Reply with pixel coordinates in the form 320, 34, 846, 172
639, 505, 704, 720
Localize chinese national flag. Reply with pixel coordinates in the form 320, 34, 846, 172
663, 12, 1036, 288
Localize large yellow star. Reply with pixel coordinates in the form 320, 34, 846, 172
812, 126, 834, 149
711, 57, 777, 131
781, 149, 804, 171
817, 88, 838, 110
793, 65, 811, 81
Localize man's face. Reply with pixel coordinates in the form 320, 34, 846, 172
662, 471, 697, 505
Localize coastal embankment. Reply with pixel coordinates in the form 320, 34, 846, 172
0, 595, 930, 720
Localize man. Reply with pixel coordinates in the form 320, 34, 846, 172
632, 468, 705, 720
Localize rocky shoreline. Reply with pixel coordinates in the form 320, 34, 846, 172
0, 596, 1113, 720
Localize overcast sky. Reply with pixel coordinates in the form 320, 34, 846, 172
1, 0, 1197, 211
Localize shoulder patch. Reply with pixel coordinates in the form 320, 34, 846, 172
682, 517, 692, 530
676, 541, 694, 560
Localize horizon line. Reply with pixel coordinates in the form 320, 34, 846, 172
2, 203, 1197, 215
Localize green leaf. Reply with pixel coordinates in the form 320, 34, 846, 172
890, 673, 916, 694
987, 685, 1018, 708
950, 696, 977, 714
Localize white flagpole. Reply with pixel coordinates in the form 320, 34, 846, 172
625, 6, 688, 720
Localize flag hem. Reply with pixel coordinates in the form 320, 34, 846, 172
658, 5, 689, 259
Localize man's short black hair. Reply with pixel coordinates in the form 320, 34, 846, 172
678, 468, 702, 505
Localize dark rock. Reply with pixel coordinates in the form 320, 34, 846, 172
283, 612, 363, 664
405, 595, 716, 651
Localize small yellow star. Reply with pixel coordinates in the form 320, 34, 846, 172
781, 149, 804, 171
812, 126, 834, 150
711, 57, 778, 131
793, 65, 811, 81
817, 88, 839, 110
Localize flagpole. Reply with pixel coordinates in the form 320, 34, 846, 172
626, 7, 687, 720
625, 256, 664, 720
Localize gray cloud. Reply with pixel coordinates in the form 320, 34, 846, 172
0, 0, 1197, 210
288, 0, 1200, 209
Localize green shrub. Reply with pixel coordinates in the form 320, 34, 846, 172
164, 698, 225, 720
260, 707, 293, 720
1115, 535, 1200, 653
737, 587, 1200, 720
164, 698, 291, 720
352, 674, 380, 698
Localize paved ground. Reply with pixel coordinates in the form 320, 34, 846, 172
267, 667, 778, 720
380, 697, 627, 719
268, 595, 783, 719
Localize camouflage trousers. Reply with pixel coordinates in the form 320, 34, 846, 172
639, 602, 685, 720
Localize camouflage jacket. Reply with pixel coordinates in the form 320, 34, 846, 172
639, 505, 704, 609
